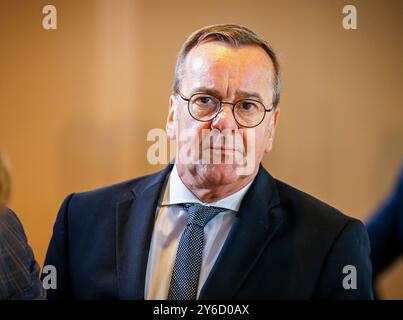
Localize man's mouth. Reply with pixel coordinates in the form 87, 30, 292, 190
209, 147, 240, 153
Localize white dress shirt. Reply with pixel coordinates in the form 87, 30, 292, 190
144, 165, 252, 299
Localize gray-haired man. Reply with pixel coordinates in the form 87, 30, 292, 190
43, 24, 373, 300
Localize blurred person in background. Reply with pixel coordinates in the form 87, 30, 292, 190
0, 152, 44, 299
367, 163, 403, 298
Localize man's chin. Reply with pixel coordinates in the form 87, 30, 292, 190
193, 163, 244, 186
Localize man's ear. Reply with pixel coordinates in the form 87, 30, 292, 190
166, 94, 177, 140
264, 107, 280, 153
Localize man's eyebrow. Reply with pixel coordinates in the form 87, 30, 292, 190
190, 87, 265, 102
189, 87, 222, 98
235, 90, 264, 102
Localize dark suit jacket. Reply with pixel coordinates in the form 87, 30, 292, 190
42, 164, 373, 299
0, 208, 44, 299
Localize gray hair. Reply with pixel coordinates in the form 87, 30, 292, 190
173, 24, 281, 108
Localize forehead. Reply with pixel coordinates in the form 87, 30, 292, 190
182, 41, 275, 98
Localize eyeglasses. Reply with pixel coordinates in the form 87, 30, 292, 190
177, 90, 273, 128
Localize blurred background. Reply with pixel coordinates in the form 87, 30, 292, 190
0, 0, 402, 298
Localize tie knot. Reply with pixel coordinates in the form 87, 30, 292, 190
182, 203, 226, 228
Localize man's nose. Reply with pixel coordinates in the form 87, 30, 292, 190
211, 103, 238, 130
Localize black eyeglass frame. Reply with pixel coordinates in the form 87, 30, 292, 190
177, 90, 274, 128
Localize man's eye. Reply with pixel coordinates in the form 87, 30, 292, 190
241, 102, 256, 111
198, 96, 212, 104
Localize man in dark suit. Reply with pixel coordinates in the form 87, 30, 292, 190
0, 154, 44, 300
43, 24, 373, 299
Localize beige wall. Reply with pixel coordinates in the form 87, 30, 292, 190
0, 0, 402, 298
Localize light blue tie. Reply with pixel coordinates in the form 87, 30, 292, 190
168, 203, 226, 300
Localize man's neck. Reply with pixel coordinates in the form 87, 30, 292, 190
175, 164, 259, 203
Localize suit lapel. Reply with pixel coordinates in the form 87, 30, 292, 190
115, 164, 173, 299
199, 165, 284, 299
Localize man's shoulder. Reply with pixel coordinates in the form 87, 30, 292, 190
73, 169, 165, 203
63, 166, 171, 214
274, 178, 360, 232
272, 178, 370, 276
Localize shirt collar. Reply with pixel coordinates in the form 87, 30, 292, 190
161, 164, 253, 212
